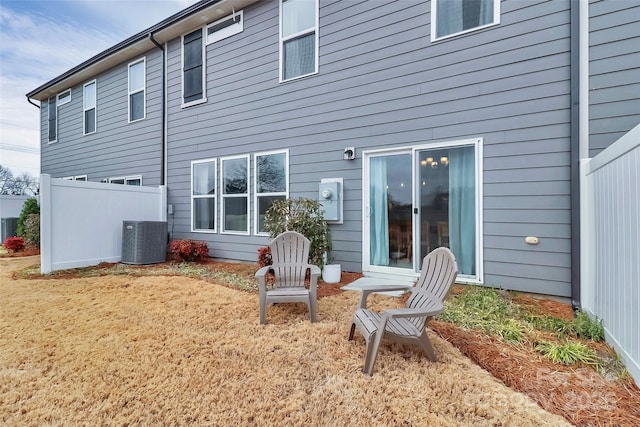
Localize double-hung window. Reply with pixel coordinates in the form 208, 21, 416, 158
432, 0, 500, 41
279, 0, 318, 82
192, 159, 217, 232
128, 58, 145, 122
83, 80, 96, 134
182, 28, 206, 106
255, 150, 288, 234
221, 155, 250, 234
48, 96, 57, 143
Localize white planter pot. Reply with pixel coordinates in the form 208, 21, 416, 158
322, 264, 341, 283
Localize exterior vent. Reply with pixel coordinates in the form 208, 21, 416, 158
1, 217, 19, 242
121, 221, 168, 264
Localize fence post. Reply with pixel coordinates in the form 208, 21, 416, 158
39, 174, 52, 274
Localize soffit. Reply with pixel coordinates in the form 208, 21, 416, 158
27, 0, 260, 102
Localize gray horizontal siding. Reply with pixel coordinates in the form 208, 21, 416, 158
588, 0, 640, 156
162, 0, 573, 295
40, 49, 164, 184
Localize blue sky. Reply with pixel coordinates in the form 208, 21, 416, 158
0, 0, 199, 178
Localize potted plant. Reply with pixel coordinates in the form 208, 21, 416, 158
321, 252, 341, 284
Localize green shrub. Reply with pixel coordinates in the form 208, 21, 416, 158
17, 198, 39, 237
574, 310, 605, 341
23, 214, 40, 248
263, 197, 332, 267
535, 341, 598, 365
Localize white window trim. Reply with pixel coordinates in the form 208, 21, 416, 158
108, 175, 142, 186
278, 0, 319, 83
48, 96, 57, 144
191, 158, 217, 233
253, 149, 289, 235
221, 154, 250, 235
62, 175, 87, 181
206, 10, 244, 45
361, 138, 484, 284
181, 28, 207, 108
431, 0, 501, 42
57, 89, 71, 106
83, 80, 97, 135
128, 57, 146, 123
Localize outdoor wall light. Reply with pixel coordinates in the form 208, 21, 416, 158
344, 147, 356, 160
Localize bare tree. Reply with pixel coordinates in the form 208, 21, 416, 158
0, 165, 39, 196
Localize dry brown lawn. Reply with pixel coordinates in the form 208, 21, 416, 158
0, 256, 570, 426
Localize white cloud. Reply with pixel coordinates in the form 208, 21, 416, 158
0, 0, 198, 178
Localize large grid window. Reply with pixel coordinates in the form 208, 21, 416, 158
48, 96, 57, 142
128, 58, 145, 122
83, 80, 96, 135
182, 28, 206, 106
221, 155, 250, 234
255, 150, 288, 234
279, 0, 318, 82
192, 159, 217, 232
432, 0, 500, 40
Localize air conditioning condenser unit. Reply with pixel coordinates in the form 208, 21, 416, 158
121, 221, 168, 264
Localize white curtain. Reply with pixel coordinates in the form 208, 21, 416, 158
437, 0, 493, 38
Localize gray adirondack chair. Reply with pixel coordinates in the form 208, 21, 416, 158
348, 247, 458, 375
255, 231, 321, 324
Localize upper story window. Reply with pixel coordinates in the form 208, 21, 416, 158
63, 175, 87, 181
207, 10, 244, 45
432, 0, 500, 41
48, 96, 57, 143
57, 89, 71, 106
128, 58, 146, 122
83, 80, 96, 135
182, 28, 206, 107
255, 150, 288, 234
109, 175, 142, 186
192, 158, 217, 232
221, 155, 250, 234
279, 0, 318, 82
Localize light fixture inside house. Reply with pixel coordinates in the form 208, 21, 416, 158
430, 161, 439, 168
440, 156, 449, 166
420, 159, 428, 166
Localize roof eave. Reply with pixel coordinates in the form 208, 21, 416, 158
26, 0, 259, 101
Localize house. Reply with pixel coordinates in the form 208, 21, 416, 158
26, 0, 640, 304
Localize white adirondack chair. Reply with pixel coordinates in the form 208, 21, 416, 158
349, 247, 458, 375
255, 231, 321, 324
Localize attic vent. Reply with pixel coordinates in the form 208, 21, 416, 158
206, 10, 243, 45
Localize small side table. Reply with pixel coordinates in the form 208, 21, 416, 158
341, 277, 414, 309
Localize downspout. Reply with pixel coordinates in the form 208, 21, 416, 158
26, 96, 40, 109
149, 33, 166, 186
570, 0, 581, 310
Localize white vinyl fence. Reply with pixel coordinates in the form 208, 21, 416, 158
0, 195, 30, 218
40, 174, 166, 273
581, 124, 640, 384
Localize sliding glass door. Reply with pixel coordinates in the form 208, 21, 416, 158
364, 140, 482, 282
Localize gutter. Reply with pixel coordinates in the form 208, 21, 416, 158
149, 33, 166, 187
26, 95, 40, 109
25, 0, 222, 100
570, 0, 581, 310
